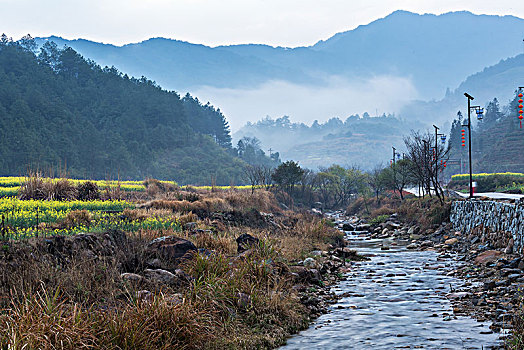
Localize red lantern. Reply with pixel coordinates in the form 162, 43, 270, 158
520, 93, 523, 98
461, 132, 465, 136
519, 115, 523, 120
520, 99, 523, 103
461, 129, 465, 132
461, 144, 465, 147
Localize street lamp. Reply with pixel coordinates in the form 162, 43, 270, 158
391, 146, 401, 165
463, 93, 483, 198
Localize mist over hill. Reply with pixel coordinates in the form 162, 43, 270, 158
36, 11, 524, 128
400, 53, 524, 130
233, 115, 424, 170
234, 52, 524, 170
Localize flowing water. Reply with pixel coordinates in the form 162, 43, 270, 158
281, 227, 502, 350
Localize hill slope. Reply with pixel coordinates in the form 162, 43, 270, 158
234, 115, 423, 169
0, 40, 246, 185
400, 53, 524, 127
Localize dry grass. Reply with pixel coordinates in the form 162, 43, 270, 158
61, 209, 92, 228
396, 197, 451, 230
141, 197, 231, 214
347, 196, 451, 232
217, 190, 282, 213
274, 213, 343, 261
77, 181, 100, 201
179, 212, 198, 227
0, 288, 218, 350
143, 178, 178, 198
18, 172, 78, 201
0, 188, 342, 349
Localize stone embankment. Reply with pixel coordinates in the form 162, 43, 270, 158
450, 199, 524, 254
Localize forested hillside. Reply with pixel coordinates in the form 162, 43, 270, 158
448, 95, 524, 173
0, 36, 249, 184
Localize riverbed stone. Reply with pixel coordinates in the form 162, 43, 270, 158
445, 238, 459, 245
475, 250, 503, 265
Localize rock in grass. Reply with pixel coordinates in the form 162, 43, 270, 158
303, 257, 317, 268
121, 272, 145, 284
143, 268, 192, 286
144, 269, 177, 284
136, 290, 153, 302
236, 292, 251, 310
236, 233, 259, 253
147, 236, 197, 261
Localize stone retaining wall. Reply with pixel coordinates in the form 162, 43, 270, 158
450, 199, 524, 253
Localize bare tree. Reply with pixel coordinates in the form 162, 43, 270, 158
243, 165, 259, 194
404, 131, 449, 203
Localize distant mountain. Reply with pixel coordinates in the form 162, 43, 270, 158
37, 11, 524, 99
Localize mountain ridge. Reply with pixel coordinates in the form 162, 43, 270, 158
36, 11, 524, 96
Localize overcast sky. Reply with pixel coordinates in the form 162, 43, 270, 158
1, 0, 523, 47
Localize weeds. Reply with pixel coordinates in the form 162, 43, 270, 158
0, 186, 338, 349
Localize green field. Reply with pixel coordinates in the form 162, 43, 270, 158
0, 197, 181, 240
449, 172, 524, 193
0, 177, 252, 197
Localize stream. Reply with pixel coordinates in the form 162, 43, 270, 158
281, 218, 503, 349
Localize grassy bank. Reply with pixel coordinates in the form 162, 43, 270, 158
449, 172, 524, 193
0, 183, 343, 349
346, 196, 451, 232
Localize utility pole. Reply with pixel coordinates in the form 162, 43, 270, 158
433, 125, 445, 190
464, 93, 474, 198
392, 147, 396, 165
422, 139, 429, 196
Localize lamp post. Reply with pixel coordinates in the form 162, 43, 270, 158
463, 92, 484, 198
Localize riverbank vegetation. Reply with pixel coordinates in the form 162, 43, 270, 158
0, 172, 346, 349
449, 172, 524, 193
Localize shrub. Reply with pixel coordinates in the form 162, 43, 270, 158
19, 173, 77, 201
18, 171, 48, 200
63, 210, 92, 228
77, 181, 100, 201
50, 178, 77, 201
369, 214, 389, 226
